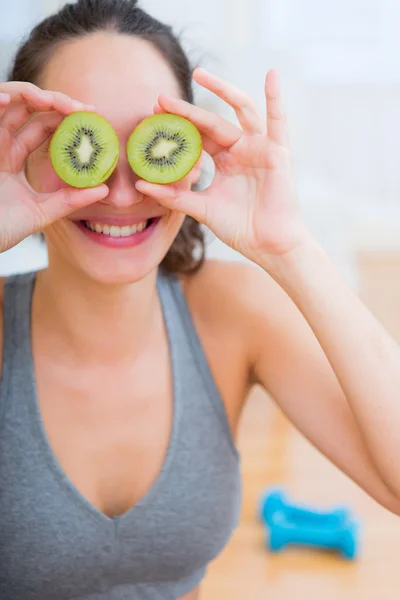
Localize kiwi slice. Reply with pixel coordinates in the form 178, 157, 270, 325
127, 114, 202, 184
50, 111, 120, 188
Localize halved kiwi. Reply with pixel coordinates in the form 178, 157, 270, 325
50, 111, 120, 188
127, 113, 202, 184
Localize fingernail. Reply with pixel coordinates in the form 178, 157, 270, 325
0, 92, 10, 103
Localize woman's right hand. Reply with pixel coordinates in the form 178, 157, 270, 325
0, 82, 110, 253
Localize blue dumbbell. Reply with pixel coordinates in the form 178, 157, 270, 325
259, 487, 350, 528
267, 510, 359, 559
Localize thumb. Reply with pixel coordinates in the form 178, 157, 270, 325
38, 184, 110, 227
135, 180, 207, 224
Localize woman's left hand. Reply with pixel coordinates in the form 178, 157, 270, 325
135, 68, 312, 268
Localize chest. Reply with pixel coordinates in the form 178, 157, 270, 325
0, 273, 245, 599
0, 335, 241, 600
33, 332, 173, 518
31, 313, 246, 519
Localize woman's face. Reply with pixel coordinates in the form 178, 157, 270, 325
27, 32, 199, 284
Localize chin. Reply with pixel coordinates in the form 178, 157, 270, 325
76, 249, 163, 285
45, 214, 182, 285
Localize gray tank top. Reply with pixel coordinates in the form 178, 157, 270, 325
0, 270, 241, 600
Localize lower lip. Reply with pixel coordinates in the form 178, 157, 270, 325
74, 218, 161, 248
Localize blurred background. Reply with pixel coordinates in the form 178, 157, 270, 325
1, 0, 400, 598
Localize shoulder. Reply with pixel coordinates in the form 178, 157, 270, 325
181, 258, 291, 325
178, 259, 280, 416
180, 258, 261, 320
180, 259, 290, 355
181, 258, 304, 367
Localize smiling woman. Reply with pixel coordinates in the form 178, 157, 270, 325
3, 1, 400, 600
10, 0, 205, 278
0, 2, 235, 598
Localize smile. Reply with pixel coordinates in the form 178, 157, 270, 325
75, 217, 161, 248
82, 220, 150, 236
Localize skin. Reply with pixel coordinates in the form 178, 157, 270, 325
2, 28, 400, 600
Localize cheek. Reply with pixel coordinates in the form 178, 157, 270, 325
26, 146, 68, 194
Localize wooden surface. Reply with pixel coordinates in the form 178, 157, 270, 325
202, 251, 400, 600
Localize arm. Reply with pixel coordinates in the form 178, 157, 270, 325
135, 68, 400, 514
246, 245, 400, 515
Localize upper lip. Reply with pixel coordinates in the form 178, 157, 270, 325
71, 214, 166, 226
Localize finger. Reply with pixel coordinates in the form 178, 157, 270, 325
193, 67, 265, 135
15, 111, 64, 157
0, 92, 10, 103
0, 98, 95, 139
135, 180, 207, 224
153, 102, 221, 155
0, 82, 54, 109
37, 184, 110, 227
0, 93, 52, 133
0, 93, 11, 119
157, 94, 241, 154
0, 82, 94, 117
0, 103, 34, 133
153, 103, 164, 114
265, 69, 290, 147
46, 90, 96, 115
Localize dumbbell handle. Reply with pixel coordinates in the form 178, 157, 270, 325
284, 503, 347, 524
261, 488, 349, 527
269, 519, 358, 559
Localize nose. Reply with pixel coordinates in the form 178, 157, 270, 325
102, 162, 142, 209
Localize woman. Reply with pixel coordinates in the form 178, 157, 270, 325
1, 0, 400, 598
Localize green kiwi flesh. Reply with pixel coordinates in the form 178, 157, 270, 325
50, 111, 120, 188
127, 114, 202, 184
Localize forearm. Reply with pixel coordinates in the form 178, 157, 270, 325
261, 235, 400, 498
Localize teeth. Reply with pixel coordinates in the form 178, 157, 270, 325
120, 226, 131, 237
84, 220, 149, 236
109, 226, 120, 238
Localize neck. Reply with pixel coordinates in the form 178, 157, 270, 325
34, 259, 161, 366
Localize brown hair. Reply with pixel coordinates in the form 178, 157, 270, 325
8, 0, 205, 274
